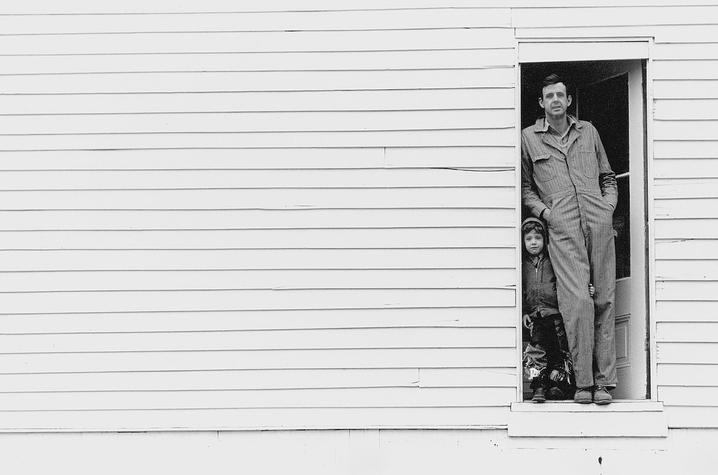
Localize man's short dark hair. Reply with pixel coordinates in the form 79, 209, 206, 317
539, 73, 570, 98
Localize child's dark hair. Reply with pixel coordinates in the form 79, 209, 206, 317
521, 220, 545, 237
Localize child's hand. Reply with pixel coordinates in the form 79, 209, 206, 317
522, 314, 532, 329
549, 369, 560, 382
588, 283, 595, 297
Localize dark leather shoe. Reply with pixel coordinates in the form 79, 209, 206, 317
593, 386, 613, 405
574, 387, 592, 404
532, 387, 546, 403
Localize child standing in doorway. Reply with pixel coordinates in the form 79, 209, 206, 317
521, 217, 586, 402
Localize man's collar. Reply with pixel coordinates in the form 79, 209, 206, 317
532, 115, 582, 133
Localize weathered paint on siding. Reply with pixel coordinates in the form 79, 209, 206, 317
0, 1, 714, 432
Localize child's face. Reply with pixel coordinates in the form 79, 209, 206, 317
523, 229, 544, 256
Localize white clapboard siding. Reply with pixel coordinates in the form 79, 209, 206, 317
654, 80, 718, 99
0, 387, 518, 412
512, 5, 718, 27
657, 322, 718, 342
0, 30, 516, 56
0, 288, 515, 314
0, 348, 518, 373
656, 260, 718, 280
0, 89, 515, 114
515, 25, 718, 43
0, 188, 515, 210
0, 148, 517, 170
0, 327, 516, 354
0, 249, 516, 271
656, 240, 718, 260
0, 9, 512, 34
0, 209, 517, 231
0, 367, 516, 392
655, 301, 718, 323
0, 228, 517, 250
0, 407, 510, 432
0, 168, 515, 190
655, 99, 718, 120
655, 142, 718, 159
0, 49, 515, 75
654, 60, 718, 80
0, 129, 514, 150
654, 161, 718, 179
0, 307, 518, 334
655, 199, 718, 219
7, 1, 718, 434
0, 110, 515, 135
0, 70, 514, 95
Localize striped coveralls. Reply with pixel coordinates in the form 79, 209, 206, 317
521, 116, 618, 390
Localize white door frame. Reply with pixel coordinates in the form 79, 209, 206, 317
514, 38, 657, 402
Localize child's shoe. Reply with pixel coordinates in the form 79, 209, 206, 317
531, 387, 546, 403
546, 386, 564, 400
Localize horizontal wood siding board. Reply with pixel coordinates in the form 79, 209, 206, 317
0, 30, 516, 55
0, 209, 517, 231
0, 347, 518, 373
0, 49, 516, 75
654, 43, 718, 60
0, 367, 517, 392
665, 407, 718, 429
0, 130, 516, 150
656, 260, 718, 279
512, 5, 718, 27
0, 188, 516, 210
0, 228, 518, 250
657, 322, 718, 343
515, 25, 718, 43
654, 179, 718, 199
655, 200, 718, 219
0, 387, 518, 412
655, 99, 718, 120
656, 281, 718, 301
656, 342, 718, 364
0, 9, 513, 34
0, 249, 516, 271
0, 70, 514, 95
0, 89, 516, 115
0, 147, 518, 170
0, 168, 516, 190
0, 406, 509, 432
655, 239, 718, 259
656, 301, 718, 322
0, 288, 517, 314
0, 269, 518, 292
654, 142, 718, 158
658, 363, 718, 386
0, 307, 518, 334
0, 110, 515, 135
0, 327, 517, 353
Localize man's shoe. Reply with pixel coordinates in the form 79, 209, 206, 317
573, 387, 592, 404
532, 387, 546, 403
593, 386, 613, 405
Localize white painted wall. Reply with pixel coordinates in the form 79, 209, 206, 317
0, 0, 716, 441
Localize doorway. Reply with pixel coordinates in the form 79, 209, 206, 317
520, 60, 649, 400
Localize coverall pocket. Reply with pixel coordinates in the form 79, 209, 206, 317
577, 150, 599, 179
531, 153, 556, 183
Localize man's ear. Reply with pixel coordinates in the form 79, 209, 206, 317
538, 97, 544, 109
567, 95, 573, 107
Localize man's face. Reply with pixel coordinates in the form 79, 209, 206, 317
539, 82, 572, 119
523, 229, 544, 256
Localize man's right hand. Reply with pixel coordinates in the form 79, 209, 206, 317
542, 208, 551, 222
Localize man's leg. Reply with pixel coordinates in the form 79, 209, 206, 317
547, 208, 595, 389
584, 196, 618, 388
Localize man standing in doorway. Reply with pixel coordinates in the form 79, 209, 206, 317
521, 74, 618, 404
